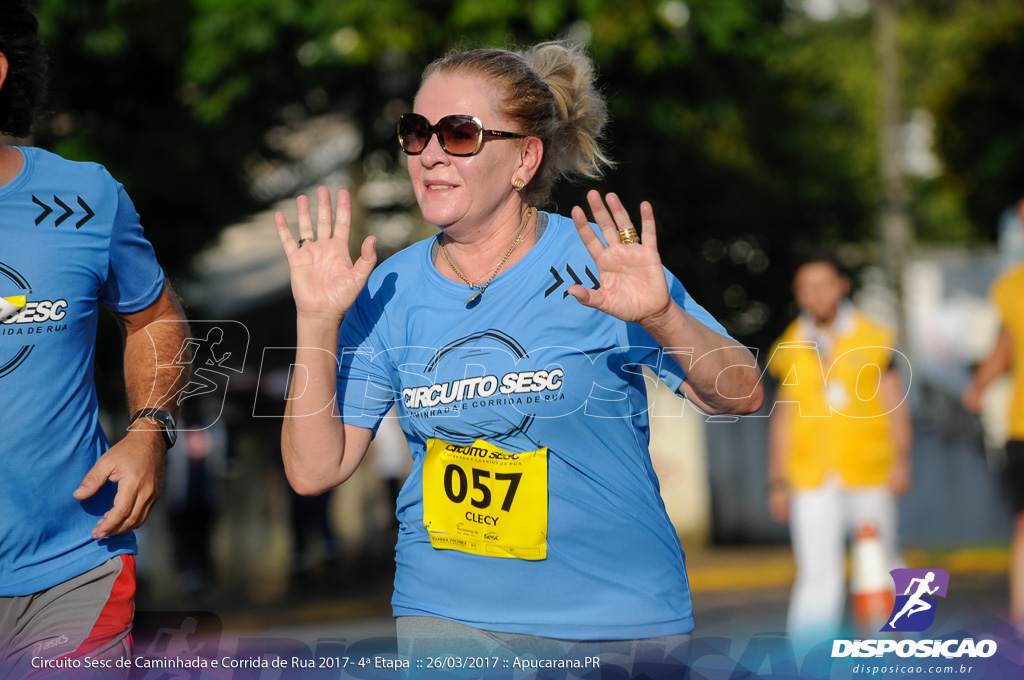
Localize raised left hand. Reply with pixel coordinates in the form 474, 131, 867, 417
73, 433, 166, 539
569, 190, 672, 325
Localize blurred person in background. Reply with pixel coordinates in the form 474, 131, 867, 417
165, 397, 231, 604
963, 242, 1024, 627
0, 1, 187, 675
767, 254, 912, 648
287, 485, 340, 593
372, 411, 411, 529
275, 40, 762, 669
997, 197, 1024, 271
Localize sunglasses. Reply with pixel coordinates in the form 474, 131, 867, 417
398, 113, 527, 157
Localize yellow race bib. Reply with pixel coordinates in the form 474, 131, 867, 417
423, 438, 547, 560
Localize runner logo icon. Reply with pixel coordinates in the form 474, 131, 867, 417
881, 568, 950, 632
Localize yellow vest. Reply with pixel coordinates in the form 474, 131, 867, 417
992, 264, 1024, 439
767, 310, 899, 489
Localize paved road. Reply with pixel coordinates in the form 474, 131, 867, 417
129, 546, 1017, 678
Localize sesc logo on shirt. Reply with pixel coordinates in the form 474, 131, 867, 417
0, 294, 26, 322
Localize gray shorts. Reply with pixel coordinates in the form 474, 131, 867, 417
0, 555, 135, 679
397, 615, 691, 679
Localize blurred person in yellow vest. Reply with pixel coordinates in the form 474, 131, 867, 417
767, 253, 912, 647
963, 256, 1024, 627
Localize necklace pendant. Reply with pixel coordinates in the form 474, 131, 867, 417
443, 206, 533, 306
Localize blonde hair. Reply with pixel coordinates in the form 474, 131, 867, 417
422, 41, 612, 207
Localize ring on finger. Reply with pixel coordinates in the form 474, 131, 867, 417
618, 228, 640, 245
297, 238, 315, 248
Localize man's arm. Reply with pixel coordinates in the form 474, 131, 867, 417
73, 283, 189, 539
963, 327, 1013, 413
767, 400, 793, 523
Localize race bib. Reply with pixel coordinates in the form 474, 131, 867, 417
423, 438, 547, 560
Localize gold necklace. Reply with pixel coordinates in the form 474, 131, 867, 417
441, 207, 535, 304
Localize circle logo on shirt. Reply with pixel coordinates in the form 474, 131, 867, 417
0, 261, 34, 379
424, 329, 537, 445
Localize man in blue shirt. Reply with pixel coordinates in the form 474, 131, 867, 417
0, 3, 188, 675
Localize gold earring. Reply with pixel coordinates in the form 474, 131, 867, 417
514, 178, 526, 192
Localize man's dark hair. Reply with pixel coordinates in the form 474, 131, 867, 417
0, 0, 48, 137
794, 250, 845, 278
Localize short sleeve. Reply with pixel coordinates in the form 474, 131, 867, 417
991, 272, 1014, 326
625, 268, 733, 394
336, 285, 399, 434
766, 322, 798, 382
766, 341, 783, 381
99, 183, 165, 312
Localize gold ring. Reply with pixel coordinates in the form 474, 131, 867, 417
618, 228, 640, 244
297, 238, 315, 248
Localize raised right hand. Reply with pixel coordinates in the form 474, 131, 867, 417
275, 187, 377, 321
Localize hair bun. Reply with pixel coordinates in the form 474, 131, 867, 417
524, 41, 612, 183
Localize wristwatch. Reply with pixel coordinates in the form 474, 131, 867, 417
129, 408, 178, 448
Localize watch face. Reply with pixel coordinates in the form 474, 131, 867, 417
162, 421, 178, 447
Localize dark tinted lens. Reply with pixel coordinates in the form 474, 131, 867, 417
399, 114, 430, 153
439, 116, 482, 156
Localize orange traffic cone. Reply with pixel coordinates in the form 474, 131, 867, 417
850, 523, 895, 634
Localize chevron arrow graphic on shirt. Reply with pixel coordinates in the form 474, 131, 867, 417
52, 196, 74, 227
76, 197, 95, 228
32, 195, 52, 225
563, 264, 583, 298
544, 267, 564, 297
29, 195, 96, 228
545, 263, 600, 298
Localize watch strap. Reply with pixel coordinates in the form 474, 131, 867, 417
129, 408, 177, 447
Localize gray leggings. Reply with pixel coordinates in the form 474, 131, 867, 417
397, 616, 691, 678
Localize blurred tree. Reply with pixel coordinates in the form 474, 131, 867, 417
171, 0, 881, 348
29, 0, 1013, 353
33, 0, 259, 274
928, 1, 1024, 240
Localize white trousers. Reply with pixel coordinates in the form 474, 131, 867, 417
787, 475, 900, 646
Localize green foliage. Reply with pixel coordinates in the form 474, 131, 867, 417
25, 0, 1024, 349
929, 1, 1024, 237
34, 0, 257, 277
